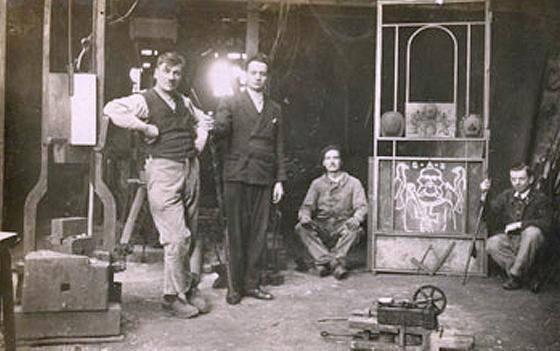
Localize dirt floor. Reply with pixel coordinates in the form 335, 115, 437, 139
18, 246, 560, 351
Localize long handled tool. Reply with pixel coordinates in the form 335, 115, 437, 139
462, 191, 488, 285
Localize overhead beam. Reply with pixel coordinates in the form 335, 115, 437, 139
246, 1, 260, 57
182, 0, 492, 10
184, 0, 377, 7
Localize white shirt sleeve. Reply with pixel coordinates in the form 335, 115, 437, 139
103, 94, 150, 132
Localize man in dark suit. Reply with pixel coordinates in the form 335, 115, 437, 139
481, 163, 552, 291
214, 53, 286, 305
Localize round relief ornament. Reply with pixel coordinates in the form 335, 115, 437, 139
381, 111, 405, 137
463, 114, 482, 137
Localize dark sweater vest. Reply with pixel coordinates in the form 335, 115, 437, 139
142, 89, 197, 162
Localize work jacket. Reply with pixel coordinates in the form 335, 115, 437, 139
485, 188, 553, 237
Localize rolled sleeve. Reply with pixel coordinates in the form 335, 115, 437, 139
103, 94, 150, 132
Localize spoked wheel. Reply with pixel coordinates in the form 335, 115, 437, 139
412, 285, 447, 315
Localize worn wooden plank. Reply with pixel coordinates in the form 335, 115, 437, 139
374, 236, 485, 275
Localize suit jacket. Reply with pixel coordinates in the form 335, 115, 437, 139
214, 89, 287, 186
486, 188, 553, 237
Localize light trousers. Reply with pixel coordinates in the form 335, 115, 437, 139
145, 157, 200, 296
486, 226, 545, 278
295, 221, 361, 268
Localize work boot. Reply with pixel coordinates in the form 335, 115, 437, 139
212, 264, 228, 289
245, 287, 274, 300
226, 290, 242, 305
162, 295, 199, 318
294, 257, 312, 272
502, 275, 522, 290
333, 264, 349, 280
316, 264, 331, 277
187, 287, 210, 314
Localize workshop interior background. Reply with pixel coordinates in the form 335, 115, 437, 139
3, 0, 560, 260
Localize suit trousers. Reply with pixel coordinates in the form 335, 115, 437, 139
145, 157, 199, 296
486, 226, 545, 278
224, 181, 271, 292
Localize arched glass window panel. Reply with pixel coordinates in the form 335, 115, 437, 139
407, 26, 457, 103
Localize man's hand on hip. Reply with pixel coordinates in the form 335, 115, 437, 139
272, 182, 284, 204
142, 124, 159, 144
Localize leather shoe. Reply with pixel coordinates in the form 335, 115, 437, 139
317, 265, 331, 277
245, 287, 274, 300
162, 297, 199, 319
226, 290, 242, 305
530, 280, 541, 294
502, 276, 522, 290
187, 287, 210, 313
333, 265, 349, 280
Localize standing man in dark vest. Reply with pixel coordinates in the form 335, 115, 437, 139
104, 52, 213, 318
214, 53, 287, 305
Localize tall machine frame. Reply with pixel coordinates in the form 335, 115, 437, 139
369, 0, 492, 275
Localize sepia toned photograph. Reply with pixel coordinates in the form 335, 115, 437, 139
1, 1, 560, 350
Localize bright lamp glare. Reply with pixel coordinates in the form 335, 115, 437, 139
227, 52, 243, 60
209, 60, 240, 97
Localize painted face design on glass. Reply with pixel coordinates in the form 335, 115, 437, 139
417, 167, 444, 202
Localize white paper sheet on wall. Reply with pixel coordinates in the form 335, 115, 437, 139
70, 74, 97, 145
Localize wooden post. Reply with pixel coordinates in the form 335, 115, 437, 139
92, 0, 117, 251
0, 0, 6, 229
246, 1, 260, 58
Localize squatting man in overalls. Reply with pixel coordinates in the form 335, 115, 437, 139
295, 145, 367, 279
